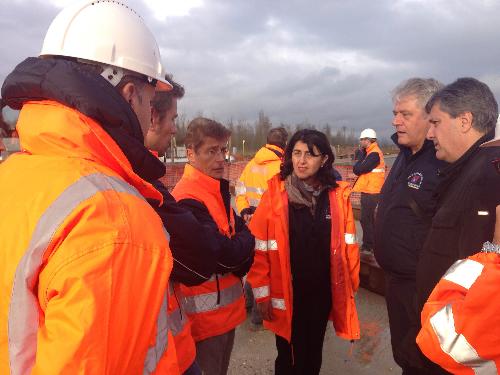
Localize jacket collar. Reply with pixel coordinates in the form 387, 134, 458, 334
366, 141, 379, 153
265, 144, 284, 158
391, 132, 435, 160
1, 57, 165, 182
439, 130, 494, 178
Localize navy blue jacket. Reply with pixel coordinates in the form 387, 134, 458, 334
374, 135, 447, 279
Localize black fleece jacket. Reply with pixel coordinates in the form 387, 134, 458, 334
1, 57, 165, 182
416, 132, 500, 310
177, 179, 255, 277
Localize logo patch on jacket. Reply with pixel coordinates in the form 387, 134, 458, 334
407, 172, 424, 189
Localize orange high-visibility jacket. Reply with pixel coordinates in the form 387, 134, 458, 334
167, 282, 196, 373
235, 144, 283, 214
247, 175, 361, 342
172, 164, 246, 342
417, 249, 500, 374
0, 101, 173, 375
352, 142, 385, 194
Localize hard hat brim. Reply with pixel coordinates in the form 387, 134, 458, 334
156, 78, 173, 92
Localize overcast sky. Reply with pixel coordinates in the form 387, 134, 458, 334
2, 0, 500, 140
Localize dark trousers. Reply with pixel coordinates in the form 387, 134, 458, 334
183, 361, 202, 375
244, 281, 263, 324
385, 277, 450, 375
275, 288, 331, 375
195, 329, 235, 375
360, 192, 379, 251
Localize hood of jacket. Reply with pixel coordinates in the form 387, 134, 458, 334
1, 57, 165, 182
253, 144, 283, 165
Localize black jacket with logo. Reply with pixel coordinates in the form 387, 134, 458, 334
374, 135, 447, 279
417, 133, 500, 310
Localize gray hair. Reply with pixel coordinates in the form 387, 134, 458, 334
392, 78, 444, 109
425, 77, 498, 134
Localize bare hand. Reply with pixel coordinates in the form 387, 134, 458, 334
257, 300, 273, 321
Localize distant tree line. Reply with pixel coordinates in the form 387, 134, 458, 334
174, 110, 397, 157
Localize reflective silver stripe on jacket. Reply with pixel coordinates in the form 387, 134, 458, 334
344, 233, 356, 245
235, 181, 246, 196
253, 285, 270, 299
271, 298, 286, 310
255, 238, 278, 252
168, 305, 186, 336
8, 173, 143, 375
182, 281, 243, 314
144, 291, 169, 374
371, 168, 385, 173
429, 304, 497, 374
167, 284, 187, 337
443, 259, 484, 290
249, 198, 260, 206
245, 186, 265, 195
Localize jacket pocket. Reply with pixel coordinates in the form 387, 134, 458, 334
426, 208, 460, 258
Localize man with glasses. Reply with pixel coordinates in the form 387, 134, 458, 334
172, 117, 255, 375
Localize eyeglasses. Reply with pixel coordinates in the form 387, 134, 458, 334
292, 150, 322, 160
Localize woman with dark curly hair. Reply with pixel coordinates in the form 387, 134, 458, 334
247, 129, 361, 374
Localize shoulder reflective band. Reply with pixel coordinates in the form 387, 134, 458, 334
443, 259, 484, 290
8, 173, 143, 375
430, 304, 497, 374
344, 233, 356, 245
371, 168, 385, 173
253, 285, 270, 299
182, 281, 243, 314
271, 298, 286, 310
255, 238, 278, 251
144, 291, 169, 374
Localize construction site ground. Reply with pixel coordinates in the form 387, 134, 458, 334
227, 221, 397, 374
228, 287, 396, 374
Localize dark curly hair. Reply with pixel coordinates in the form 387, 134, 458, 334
280, 129, 338, 187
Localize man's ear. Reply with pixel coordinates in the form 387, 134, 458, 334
120, 82, 137, 106
459, 112, 474, 133
186, 147, 195, 163
150, 109, 160, 132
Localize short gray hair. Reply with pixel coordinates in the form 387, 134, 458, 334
425, 77, 498, 134
392, 78, 444, 109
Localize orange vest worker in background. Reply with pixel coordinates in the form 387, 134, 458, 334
352, 128, 385, 254
235, 127, 288, 221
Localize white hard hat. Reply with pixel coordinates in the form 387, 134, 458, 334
40, 0, 171, 90
360, 128, 377, 139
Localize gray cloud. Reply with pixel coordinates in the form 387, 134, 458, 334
2, 0, 500, 141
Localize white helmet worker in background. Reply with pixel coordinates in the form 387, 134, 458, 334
360, 128, 377, 139
352, 127, 385, 253
359, 128, 377, 149
0, 1, 176, 374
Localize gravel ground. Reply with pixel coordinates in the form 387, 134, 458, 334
228, 288, 397, 374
